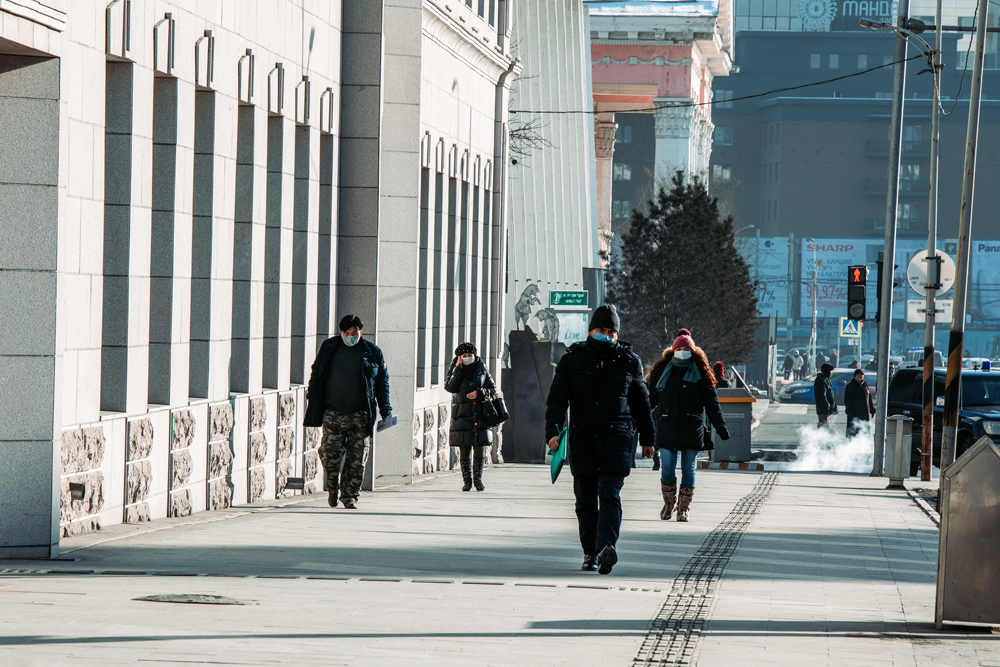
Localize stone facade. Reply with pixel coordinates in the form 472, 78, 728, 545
0, 1, 520, 556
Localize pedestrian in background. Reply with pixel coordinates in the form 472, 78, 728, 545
446, 342, 495, 492
304, 314, 392, 509
829, 350, 839, 367
844, 368, 875, 438
782, 353, 794, 380
647, 329, 729, 522
792, 351, 804, 380
545, 305, 654, 575
814, 363, 837, 428
713, 362, 731, 388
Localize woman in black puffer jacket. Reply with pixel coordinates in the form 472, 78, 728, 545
445, 342, 496, 491
646, 330, 729, 522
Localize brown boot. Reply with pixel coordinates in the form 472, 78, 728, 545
659, 481, 677, 520
677, 485, 694, 522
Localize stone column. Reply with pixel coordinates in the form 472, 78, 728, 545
696, 116, 714, 180
653, 100, 696, 183
0, 56, 62, 558
594, 113, 616, 266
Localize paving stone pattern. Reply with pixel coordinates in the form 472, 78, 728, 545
4, 462, 996, 666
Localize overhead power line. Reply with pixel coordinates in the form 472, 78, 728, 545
509, 53, 926, 116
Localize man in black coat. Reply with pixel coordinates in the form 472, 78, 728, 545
304, 314, 392, 509
545, 305, 655, 575
844, 368, 875, 438
814, 363, 837, 427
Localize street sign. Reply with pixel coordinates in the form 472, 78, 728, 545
840, 317, 861, 338
906, 250, 956, 298
906, 298, 954, 323
549, 290, 588, 307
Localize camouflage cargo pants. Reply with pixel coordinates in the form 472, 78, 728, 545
319, 410, 371, 503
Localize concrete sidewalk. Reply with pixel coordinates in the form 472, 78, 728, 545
1, 465, 996, 666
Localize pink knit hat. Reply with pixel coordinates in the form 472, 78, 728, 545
672, 328, 695, 351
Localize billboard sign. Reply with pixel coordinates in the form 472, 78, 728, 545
738, 236, 789, 319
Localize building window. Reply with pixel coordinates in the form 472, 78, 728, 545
829, 54, 839, 69
714, 126, 733, 145
903, 125, 922, 149
858, 54, 868, 69
616, 125, 632, 143
712, 164, 732, 184
715, 89, 733, 109
489, 0, 496, 26
612, 200, 631, 219
478, 0, 486, 17
810, 53, 821, 69
883, 55, 893, 66
612, 163, 632, 181
901, 163, 921, 181
875, 92, 892, 99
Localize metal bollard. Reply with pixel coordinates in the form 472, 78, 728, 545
884, 415, 913, 489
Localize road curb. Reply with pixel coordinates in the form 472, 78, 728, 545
698, 461, 765, 472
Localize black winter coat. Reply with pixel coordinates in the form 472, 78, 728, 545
545, 339, 654, 477
844, 379, 875, 420
303, 337, 392, 430
445, 358, 496, 448
648, 355, 728, 453
814, 374, 837, 416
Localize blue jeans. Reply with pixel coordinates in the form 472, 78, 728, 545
659, 449, 697, 487
573, 474, 626, 555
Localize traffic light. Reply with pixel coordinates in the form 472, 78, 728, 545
847, 265, 867, 320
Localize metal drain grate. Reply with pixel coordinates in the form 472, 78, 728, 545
633, 472, 779, 666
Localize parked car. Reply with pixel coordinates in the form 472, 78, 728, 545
840, 354, 874, 368
778, 369, 876, 405
886, 368, 1000, 475
962, 357, 991, 370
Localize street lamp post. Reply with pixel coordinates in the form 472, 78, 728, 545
806, 239, 820, 376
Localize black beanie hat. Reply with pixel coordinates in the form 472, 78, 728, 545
455, 342, 477, 357
339, 314, 364, 332
588, 305, 620, 332
821, 363, 834, 374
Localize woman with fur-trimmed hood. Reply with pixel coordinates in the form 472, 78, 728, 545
647, 329, 729, 522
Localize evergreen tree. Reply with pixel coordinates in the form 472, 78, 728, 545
607, 173, 760, 365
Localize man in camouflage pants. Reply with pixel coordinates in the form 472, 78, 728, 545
303, 314, 392, 509
319, 410, 370, 506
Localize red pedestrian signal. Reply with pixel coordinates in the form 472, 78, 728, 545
847, 265, 867, 320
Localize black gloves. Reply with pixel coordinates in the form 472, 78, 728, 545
719, 427, 731, 441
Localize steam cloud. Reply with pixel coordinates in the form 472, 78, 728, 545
790, 420, 874, 472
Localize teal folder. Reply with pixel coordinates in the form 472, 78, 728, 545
550, 427, 568, 484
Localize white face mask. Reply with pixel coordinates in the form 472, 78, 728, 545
342, 334, 360, 347
676, 349, 692, 360
460, 355, 475, 365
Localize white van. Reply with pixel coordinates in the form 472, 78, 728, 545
898, 348, 944, 369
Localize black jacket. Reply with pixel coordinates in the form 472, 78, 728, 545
648, 355, 728, 452
545, 339, 654, 477
814, 374, 837, 416
445, 358, 496, 448
844, 379, 874, 420
303, 336, 391, 430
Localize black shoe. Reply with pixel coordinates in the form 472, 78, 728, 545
597, 545, 617, 575
581, 554, 598, 571
328, 493, 338, 508
342, 499, 357, 509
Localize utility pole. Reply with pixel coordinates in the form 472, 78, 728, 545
872, 0, 911, 477
941, 0, 990, 484
921, 0, 944, 483
787, 233, 795, 351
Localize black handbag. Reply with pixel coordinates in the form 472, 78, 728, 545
482, 396, 501, 427
489, 393, 510, 425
